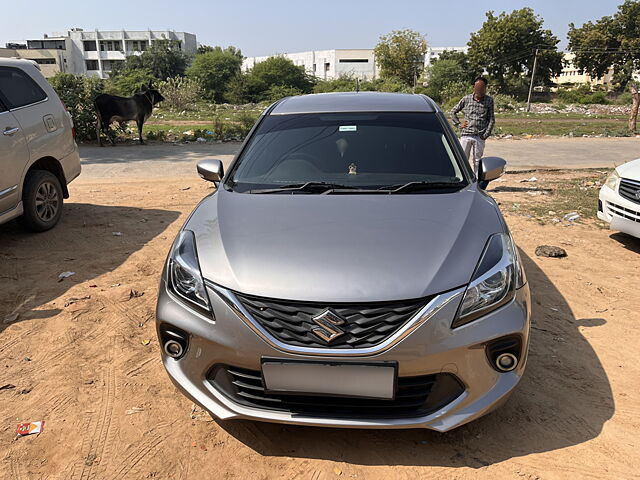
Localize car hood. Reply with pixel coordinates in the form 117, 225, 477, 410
617, 158, 640, 181
186, 187, 505, 302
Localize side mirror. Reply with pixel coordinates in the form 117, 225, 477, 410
479, 156, 506, 184
197, 159, 224, 183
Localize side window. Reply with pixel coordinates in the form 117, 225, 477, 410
0, 66, 47, 109
0, 98, 6, 113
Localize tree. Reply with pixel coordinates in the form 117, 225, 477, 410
568, 0, 640, 88
568, 1, 640, 131
467, 8, 563, 96
243, 56, 314, 102
187, 47, 243, 102
374, 29, 427, 86
107, 68, 156, 96
435, 50, 477, 83
111, 40, 189, 83
197, 44, 243, 58
424, 59, 468, 103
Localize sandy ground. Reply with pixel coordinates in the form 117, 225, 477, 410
0, 171, 639, 480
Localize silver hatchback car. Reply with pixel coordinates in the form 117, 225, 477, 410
156, 92, 530, 432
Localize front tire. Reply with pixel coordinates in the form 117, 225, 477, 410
20, 170, 64, 232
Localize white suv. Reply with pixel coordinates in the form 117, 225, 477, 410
0, 58, 81, 231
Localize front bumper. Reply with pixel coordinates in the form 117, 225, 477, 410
598, 185, 640, 239
156, 280, 531, 432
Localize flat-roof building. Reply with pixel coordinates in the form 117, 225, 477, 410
243, 47, 467, 81
3, 28, 197, 79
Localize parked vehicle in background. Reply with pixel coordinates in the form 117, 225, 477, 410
598, 159, 640, 239
156, 92, 531, 432
0, 58, 81, 231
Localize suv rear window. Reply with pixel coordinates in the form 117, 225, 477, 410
0, 66, 47, 109
229, 112, 465, 192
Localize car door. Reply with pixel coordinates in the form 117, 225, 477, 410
0, 96, 29, 216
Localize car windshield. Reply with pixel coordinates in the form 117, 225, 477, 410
227, 112, 466, 193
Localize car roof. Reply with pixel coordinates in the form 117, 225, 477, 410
0, 57, 37, 67
270, 92, 439, 115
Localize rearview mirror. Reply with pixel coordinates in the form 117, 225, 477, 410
197, 159, 224, 183
479, 156, 506, 184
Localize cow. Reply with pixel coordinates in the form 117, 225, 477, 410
94, 81, 164, 146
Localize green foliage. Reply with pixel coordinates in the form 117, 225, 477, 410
106, 68, 156, 96
158, 76, 202, 111
242, 56, 314, 102
568, 0, 640, 90
374, 29, 427, 86
312, 75, 408, 94
441, 82, 472, 111
110, 40, 189, 84
467, 8, 563, 95
265, 85, 303, 102
424, 59, 467, 103
313, 75, 367, 93
48, 73, 104, 141
557, 86, 610, 104
492, 93, 521, 111
187, 47, 243, 102
614, 91, 633, 105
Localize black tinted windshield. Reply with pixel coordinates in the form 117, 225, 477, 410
228, 112, 466, 193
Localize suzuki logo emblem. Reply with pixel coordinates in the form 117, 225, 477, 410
311, 309, 346, 343
635, 190, 640, 200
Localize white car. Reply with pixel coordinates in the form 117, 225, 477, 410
598, 158, 640, 239
0, 58, 81, 231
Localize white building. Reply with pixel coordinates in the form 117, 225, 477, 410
552, 53, 614, 88
243, 49, 377, 80
424, 46, 469, 68
5, 28, 197, 79
243, 46, 468, 81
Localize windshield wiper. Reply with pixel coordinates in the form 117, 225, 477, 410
250, 181, 359, 194
376, 181, 466, 194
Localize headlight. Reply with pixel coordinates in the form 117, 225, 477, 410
604, 170, 620, 191
168, 230, 211, 312
452, 233, 524, 328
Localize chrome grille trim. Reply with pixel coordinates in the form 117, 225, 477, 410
207, 281, 465, 357
606, 200, 640, 223
619, 178, 640, 205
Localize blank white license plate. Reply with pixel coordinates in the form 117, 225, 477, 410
261, 361, 396, 400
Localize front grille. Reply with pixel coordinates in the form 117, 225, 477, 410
209, 365, 465, 419
606, 200, 640, 223
234, 293, 432, 349
619, 178, 640, 205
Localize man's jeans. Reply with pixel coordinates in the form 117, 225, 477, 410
459, 135, 488, 188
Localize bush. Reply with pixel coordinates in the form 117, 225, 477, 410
557, 86, 610, 104
265, 85, 303, 102
236, 111, 259, 136
48, 73, 104, 141
186, 48, 243, 102
106, 68, 156, 96
158, 77, 202, 111
441, 82, 471, 111
614, 91, 633, 105
492, 93, 521, 111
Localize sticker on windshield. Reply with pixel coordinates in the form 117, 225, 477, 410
339, 125, 357, 132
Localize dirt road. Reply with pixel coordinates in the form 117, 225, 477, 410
78, 136, 640, 179
0, 172, 638, 479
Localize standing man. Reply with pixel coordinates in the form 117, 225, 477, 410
450, 77, 495, 179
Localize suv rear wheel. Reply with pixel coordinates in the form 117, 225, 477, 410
20, 170, 63, 232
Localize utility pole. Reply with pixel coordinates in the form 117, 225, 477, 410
526, 48, 539, 112
355, 77, 360, 92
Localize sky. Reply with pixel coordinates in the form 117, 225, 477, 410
3, 0, 625, 56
